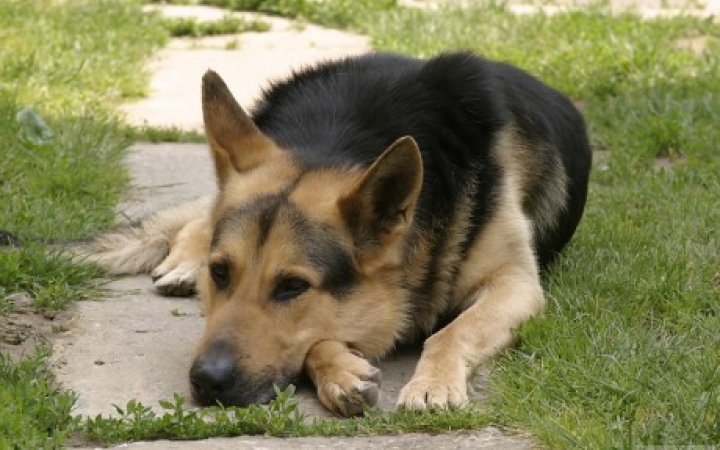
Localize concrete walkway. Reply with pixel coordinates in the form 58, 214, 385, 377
52, 2, 717, 448
106, 431, 531, 450
121, 6, 370, 131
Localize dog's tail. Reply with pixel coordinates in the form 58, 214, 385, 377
75, 197, 212, 275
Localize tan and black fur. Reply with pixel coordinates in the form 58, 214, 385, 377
83, 52, 592, 416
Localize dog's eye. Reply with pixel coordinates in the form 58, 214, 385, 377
272, 277, 310, 302
209, 261, 230, 290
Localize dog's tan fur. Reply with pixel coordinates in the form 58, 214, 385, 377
82, 61, 587, 416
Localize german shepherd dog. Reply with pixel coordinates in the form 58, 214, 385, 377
84, 52, 591, 416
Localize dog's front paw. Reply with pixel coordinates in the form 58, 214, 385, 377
397, 373, 467, 410
318, 353, 381, 417
308, 345, 381, 417
151, 261, 198, 297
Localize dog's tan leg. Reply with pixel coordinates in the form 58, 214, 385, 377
398, 270, 544, 409
398, 180, 546, 410
151, 215, 212, 297
304, 340, 382, 417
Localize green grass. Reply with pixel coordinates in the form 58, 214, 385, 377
82, 386, 494, 445
0, 0, 166, 315
0, 1, 165, 115
0, 95, 126, 312
2, 0, 719, 448
360, 5, 720, 448
0, 0, 165, 307
161, 15, 270, 37
0, 245, 106, 312
0, 0, 165, 447
0, 0, 166, 240
83, 388, 303, 444
0, 349, 80, 449
124, 124, 207, 143
171, 0, 398, 28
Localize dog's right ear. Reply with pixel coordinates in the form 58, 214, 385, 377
202, 70, 278, 186
339, 136, 423, 254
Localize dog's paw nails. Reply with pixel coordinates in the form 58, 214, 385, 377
326, 378, 380, 417
152, 266, 198, 297
341, 380, 379, 416
397, 377, 467, 410
357, 380, 380, 407
150, 266, 169, 284
317, 361, 382, 417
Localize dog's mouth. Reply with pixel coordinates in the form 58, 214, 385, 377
188, 341, 299, 407
189, 375, 285, 407
189, 364, 296, 407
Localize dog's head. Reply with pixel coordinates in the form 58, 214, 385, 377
189, 71, 423, 407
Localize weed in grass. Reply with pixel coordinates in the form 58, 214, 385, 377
81, 384, 496, 445
146, 0, 195, 4
160, 15, 270, 37
125, 124, 207, 143
300, 407, 494, 437
197, 0, 398, 29
0, 245, 107, 311
84, 387, 304, 445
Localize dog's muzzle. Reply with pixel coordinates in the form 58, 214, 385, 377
189, 339, 279, 407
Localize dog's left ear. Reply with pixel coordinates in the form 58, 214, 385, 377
339, 136, 423, 249
202, 70, 278, 186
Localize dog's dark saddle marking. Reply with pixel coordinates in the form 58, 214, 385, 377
251, 52, 591, 271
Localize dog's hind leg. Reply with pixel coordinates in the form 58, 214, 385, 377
76, 197, 213, 296
151, 213, 212, 297
305, 340, 382, 417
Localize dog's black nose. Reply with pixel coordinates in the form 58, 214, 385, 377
189, 342, 238, 406
189, 339, 286, 407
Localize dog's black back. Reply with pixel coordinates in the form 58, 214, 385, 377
251, 52, 592, 269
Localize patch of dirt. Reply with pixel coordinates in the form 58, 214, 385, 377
0, 306, 74, 362
674, 35, 713, 55
654, 154, 686, 171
